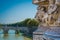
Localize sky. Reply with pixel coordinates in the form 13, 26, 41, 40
0, 0, 37, 24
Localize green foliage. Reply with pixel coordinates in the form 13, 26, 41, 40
27, 19, 39, 27
0, 24, 3, 28
18, 18, 31, 26
0, 24, 2, 26
18, 18, 39, 27
7, 18, 39, 27
7, 23, 17, 26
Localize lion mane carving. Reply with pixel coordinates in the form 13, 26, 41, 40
35, 0, 60, 26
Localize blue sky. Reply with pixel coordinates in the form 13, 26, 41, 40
0, 0, 37, 24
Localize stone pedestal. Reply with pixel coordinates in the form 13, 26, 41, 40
44, 27, 60, 40
33, 26, 49, 40
33, 34, 43, 40
33, 0, 60, 40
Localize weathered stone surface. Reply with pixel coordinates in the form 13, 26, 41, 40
33, 26, 49, 40
33, 0, 60, 40
44, 27, 60, 40
34, 0, 60, 26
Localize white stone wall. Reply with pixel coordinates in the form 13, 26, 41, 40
33, 34, 44, 40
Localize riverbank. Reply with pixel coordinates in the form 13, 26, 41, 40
0, 29, 32, 40
24, 37, 32, 40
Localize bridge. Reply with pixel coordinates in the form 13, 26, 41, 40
0, 26, 29, 34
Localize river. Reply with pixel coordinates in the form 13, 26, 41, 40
0, 29, 32, 40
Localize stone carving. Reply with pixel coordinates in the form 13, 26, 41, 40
34, 0, 60, 26
35, 6, 46, 22
33, 0, 60, 40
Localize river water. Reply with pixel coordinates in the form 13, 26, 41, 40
0, 29, 31, 40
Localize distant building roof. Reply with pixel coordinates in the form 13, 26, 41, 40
44, 27, 60, 38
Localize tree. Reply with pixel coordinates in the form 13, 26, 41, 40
18, 18, 31, 26
0, 24, 3, 28
27, 19, 39, 27
26, 19, 39, 34
6, 18, 39, 27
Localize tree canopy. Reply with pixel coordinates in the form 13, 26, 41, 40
7, 18, 39, 27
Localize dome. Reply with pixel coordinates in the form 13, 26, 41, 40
44, 27, 60, 38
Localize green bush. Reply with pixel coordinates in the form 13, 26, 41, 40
7, 18, 39, 27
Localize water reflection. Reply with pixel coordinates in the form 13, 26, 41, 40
3, 34, 8, 40
15, 34, 20, 37
0, 29, 25, 40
